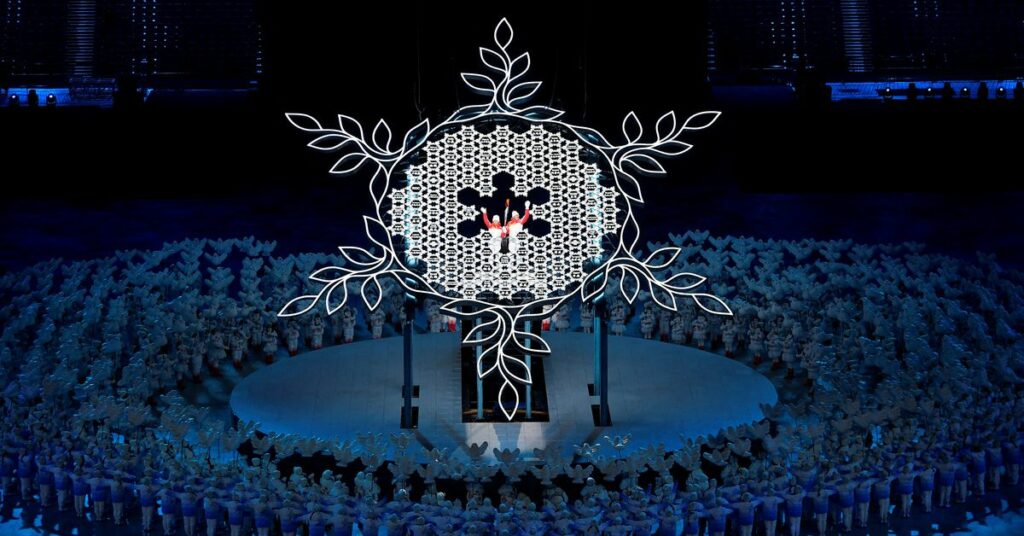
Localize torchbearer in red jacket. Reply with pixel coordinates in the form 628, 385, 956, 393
481, 199, 531, 254
506, 200, 531, 253
481, 207, 506, 254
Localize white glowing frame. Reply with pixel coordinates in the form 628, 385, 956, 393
280, 19, 732, 420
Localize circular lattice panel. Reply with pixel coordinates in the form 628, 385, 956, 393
387, 124, 619, 300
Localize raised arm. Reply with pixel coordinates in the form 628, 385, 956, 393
520, 201, 531, 225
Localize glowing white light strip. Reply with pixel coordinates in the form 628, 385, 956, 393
280, 18, 732, 421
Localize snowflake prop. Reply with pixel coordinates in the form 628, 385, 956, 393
280, 19, 732, 420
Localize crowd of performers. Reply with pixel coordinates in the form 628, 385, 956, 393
0, 232, 1022, 535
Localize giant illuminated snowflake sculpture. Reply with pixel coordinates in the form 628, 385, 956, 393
280, 19, 732, 420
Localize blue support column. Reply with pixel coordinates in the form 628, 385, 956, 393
401, 298, 416, 428
596, 300, 610, 426
593, 303, 601, 391
525, 320, 532, 420
475, 318, 484, 420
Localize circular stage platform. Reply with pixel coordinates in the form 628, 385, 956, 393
230, 333, 777, 462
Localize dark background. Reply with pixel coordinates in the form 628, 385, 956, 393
1, 1, 1022, 273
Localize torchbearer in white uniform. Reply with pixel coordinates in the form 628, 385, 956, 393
481, 208, 506, 255
505, 201, 531, 254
